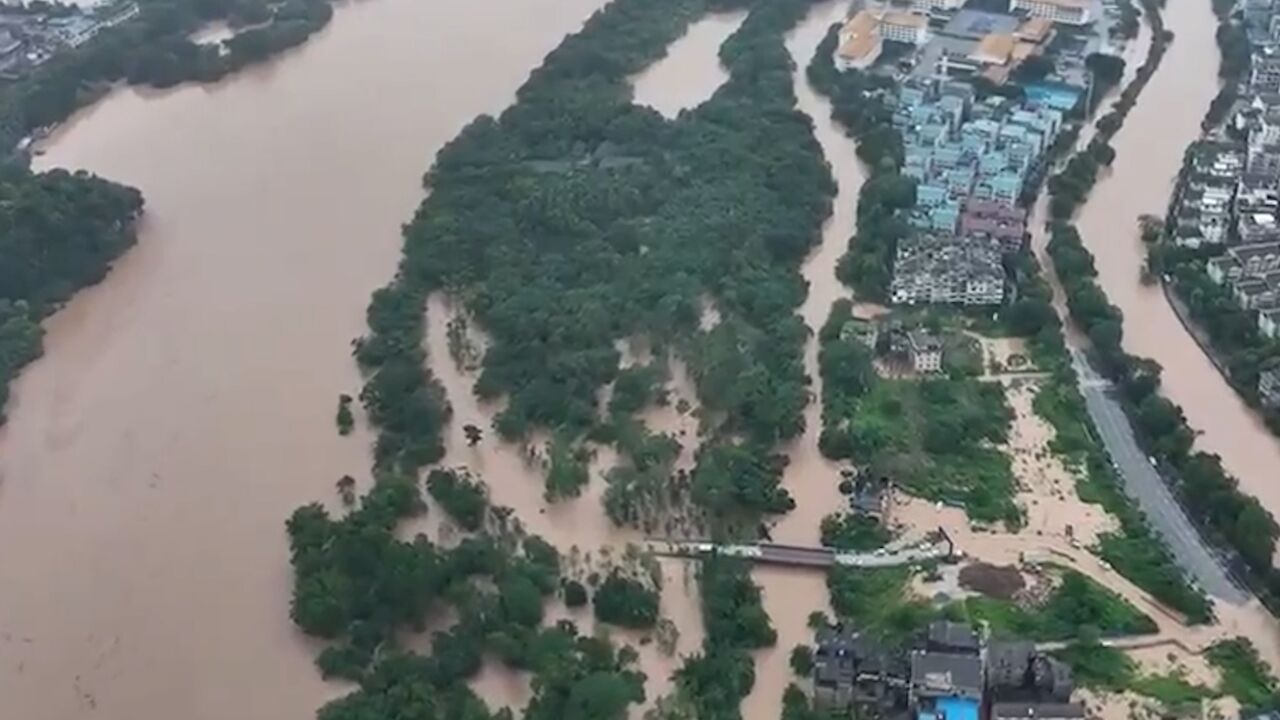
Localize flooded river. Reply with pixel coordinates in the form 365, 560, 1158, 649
0, 0, 873, 717
8, 0, 1264, 715
1072, 0, 1280, 518
747, 2, 869, 716
0, 0, 888, 715
0, 0, 610, 717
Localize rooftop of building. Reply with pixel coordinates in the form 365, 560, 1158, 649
843, 9, 880, 36
965, 198, 1028, 217
1015, 17, 1055, 42
1233, 277, 1272, 293
923, 696, 981, 720
1020, 0, 1090, 10
972, 33, 1017, 63
884, 10, 930, 28
991, 702, 1086, 720
911, 651, 984, 698
941, 9, 1022, 40
1229, 241, 1280, 264
840, 31, 882, 61
908, 329, 946, 352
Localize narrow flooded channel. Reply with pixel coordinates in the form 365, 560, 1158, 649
0, 0, 610, 717
631, 9, 747, 117
746, 2, 869, 717
1072, 0, 1280, 517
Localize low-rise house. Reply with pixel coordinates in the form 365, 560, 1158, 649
1232, 274, 1280, 310
910, 651, 984, 701
1261, 308, 1280, 339
911, 0, 966, 12
1240, 212, 1280, 244
851, 474, 892, 519
811, 621, 1082, 720
991, 703, 1086, 720
960, 198, 1028, 252
1260, 366, 1280, 407
908, 330, 945, 373
987, 639, 1074, 702
1207, 242, 1280, 284
1011, 0, 1092, 25
910, 651, 984, 720
927, 622, 979, 655
1255, 46, 1280, 95
1247, 143, 1280, 177
813, 626, 910, 714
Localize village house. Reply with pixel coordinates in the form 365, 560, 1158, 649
1207, 242, 1280, 284
1260, 366, 1280, 407
1206, 242, 1280, 336
1010, 0, 1092, 25
907, 329, 946, 373
1261, 308, 1280, 338
960, 198, 1029, 252
812, 621, 1084, 719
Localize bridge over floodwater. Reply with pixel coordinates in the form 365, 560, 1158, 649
650, 530, 955, 569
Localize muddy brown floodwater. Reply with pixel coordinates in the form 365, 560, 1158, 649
1073, 0, 1280, 523
746, 2, 869, 717
0, 0, 611, 717
0, 0, 876, 717
631, 9, 748, 117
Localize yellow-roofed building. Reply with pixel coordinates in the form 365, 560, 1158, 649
835, 8, 931, 71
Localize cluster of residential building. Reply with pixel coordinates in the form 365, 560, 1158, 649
0, 1, 138, 78
899, 80, 1063, 229
1169, 0, 1280, 358
889, 77, 1068, 307
813, 620, 1083, 720
1206, 242, 1280, 339
1261, 364, 1280, 408
1176, 0, 1280, 249
831, 0, 1111, 310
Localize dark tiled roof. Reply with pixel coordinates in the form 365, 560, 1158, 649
911, 652, 983, 698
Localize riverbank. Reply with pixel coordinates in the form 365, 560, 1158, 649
1160, 278, 1238, 391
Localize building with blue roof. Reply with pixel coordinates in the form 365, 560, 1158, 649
890, 78, 1068, 264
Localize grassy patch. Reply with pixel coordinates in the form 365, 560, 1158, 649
827, 567, 937, 644
1206, 638, 1279, 709
1055, 640, 1136, 691
954, 569, 1156, 641
820, 513, 892, 551
1130, 672, 1216, 708
839, 378, 1020, 526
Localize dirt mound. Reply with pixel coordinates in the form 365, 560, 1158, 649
959, 562, 1026, 600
